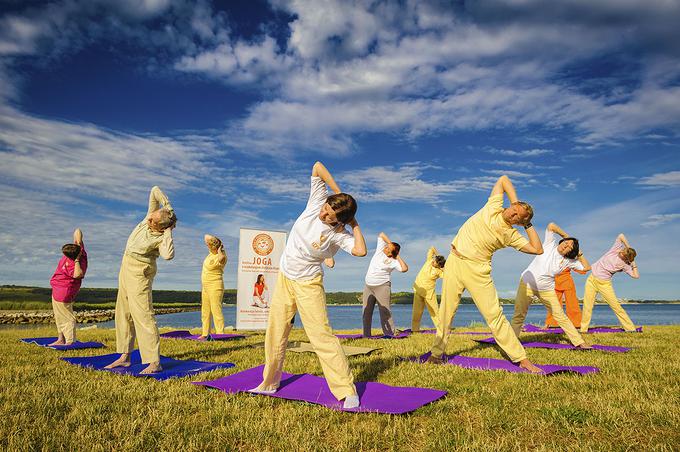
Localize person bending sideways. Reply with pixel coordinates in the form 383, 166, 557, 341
362, 232, 408, 337
427, 175, 545, 373
510, 223, 593, 349
543, 268, 587, 328
580, 233, 639, 332
250, 161, 367, 409
200, 234, 227, 339
411, 246, 446, 332
105, 186, 176, 374
49, 228, 88, 346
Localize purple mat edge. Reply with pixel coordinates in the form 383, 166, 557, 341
473, 337, 631, 353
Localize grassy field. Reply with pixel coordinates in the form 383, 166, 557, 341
1, 325, 678, 451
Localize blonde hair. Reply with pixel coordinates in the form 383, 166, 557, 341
621, 247, 637, 263
207, 236, 222, 252
155, 207, 177, 229
514, 201, 534, 223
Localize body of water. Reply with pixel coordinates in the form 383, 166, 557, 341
91, 303, 680, 331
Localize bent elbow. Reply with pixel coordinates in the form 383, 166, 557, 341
353, 250, 367, 257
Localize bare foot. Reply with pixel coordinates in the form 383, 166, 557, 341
575, 343, 593, 350
248, 385, 277, 394
140, 362, 163, 374
518, 359, 543, 374
104, 354, 131, 369
48, 339, 66, 346
197, 335, 209, 341
426, 354, 444, 364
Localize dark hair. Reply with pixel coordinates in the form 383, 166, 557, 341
62, 244, 81, 260
558, 237, 579, 259
256, 274, 265, 284
326, 193, 357, 224
434, 255, 446, 268
389, 242, 401, 258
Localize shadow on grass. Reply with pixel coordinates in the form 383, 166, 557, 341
171, 342, 257, 361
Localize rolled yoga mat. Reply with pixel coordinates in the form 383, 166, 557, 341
62, 350, 235, 381
408, 352, 599, 375
336, 331, 411, 339
193, 364, 447, 414
473, 337, 631, 353
21, 337, 105, 350
159, 330, 246, 341
523, 324, 643, 334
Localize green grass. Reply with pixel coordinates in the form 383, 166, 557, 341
1, 325, 678, 451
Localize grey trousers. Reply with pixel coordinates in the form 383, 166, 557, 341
362, 282, 395, 337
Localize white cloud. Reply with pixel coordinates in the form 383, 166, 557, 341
642, 213, 680, 228
637, 171, 680, 188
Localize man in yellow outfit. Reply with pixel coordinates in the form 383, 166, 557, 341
200, 234, 227, 339
580, 233, 639, 332
105, 186, 176, 374
428, 175, 544, 373
250, 161, 367, 409
411, 247, 445, 332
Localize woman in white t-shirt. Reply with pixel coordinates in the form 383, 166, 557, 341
362, 232, 408, 337
510, 222, 593, 348
250, 161, 367, 409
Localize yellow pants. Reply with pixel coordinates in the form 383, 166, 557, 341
431, 253, 526, 362
411, 285, 439, 331
581, 275, 636, 332
114, 254, 160, 364
201, 284, 225, 336
52, 297, 76, 343
258, 273, 356, 401
511, 281, 585, 346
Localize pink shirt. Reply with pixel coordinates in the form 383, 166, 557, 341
591, 239, 634, 281
50, 246, 88, 303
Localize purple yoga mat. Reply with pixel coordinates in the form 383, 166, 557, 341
193, 365, 446, 414
21, 337, 105, 350
402, 328, 494, 336
409, 352, 599, 375
474, 337, 631, 353
62, 350, 235, 381
159, 330, 245, 341
335, 331, 411, 340
523, 324, 643, 334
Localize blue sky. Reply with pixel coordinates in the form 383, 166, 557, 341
0, 0, 679, 299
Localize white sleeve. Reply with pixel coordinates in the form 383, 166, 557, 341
391, 259, 402, 271
543, 226, 557, 248
335, 230, 356, 255
304, 177, 328, 214
569, 259, 585, 271
375, 236, 386, 257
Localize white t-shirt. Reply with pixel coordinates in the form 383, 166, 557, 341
365, 236, 402, 286
280, 177, 355, 281
520, 227, 585, 291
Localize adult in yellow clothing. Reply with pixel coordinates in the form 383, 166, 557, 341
105, 186, 176, 374
411, 247, 445, 332
250, 161, 367, 409
428, 175, 544, 373
200, 234, 227, 339
581, 233, 639, 332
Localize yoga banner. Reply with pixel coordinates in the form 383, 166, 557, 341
236, 228, 287, 330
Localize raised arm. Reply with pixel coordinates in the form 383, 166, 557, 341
349, 219, 367, 257
72, 228, 83, 246
324, 257, 335, 268
547, 222, 569, 238
519, 226, 544, 255
630, 261, 639, 279
491, 175, 519, 203
577, 251, 591, 272
379, 232, 391, 244
312, 161, 342, 194
147, 186, 172, 217
617, 233, 631, 248
396, 254, 409, 272
217, 243, 227, 266
159, 227, 175, 260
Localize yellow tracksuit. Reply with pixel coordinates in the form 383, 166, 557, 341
511, 280, 585, 346
114, 186, 174, 364
431, 194, 529, 362
201, 253, 226, 336
257, 273, 356, 401
581, 274, 636, 332
411, 247, 443, 331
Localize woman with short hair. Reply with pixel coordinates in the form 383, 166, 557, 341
200, 234, 227, 339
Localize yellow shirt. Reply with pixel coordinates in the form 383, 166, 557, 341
124, 187, 174, 264
451, 194, 529, 263
202, 253, 226, 286
414, 247, 443, 290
